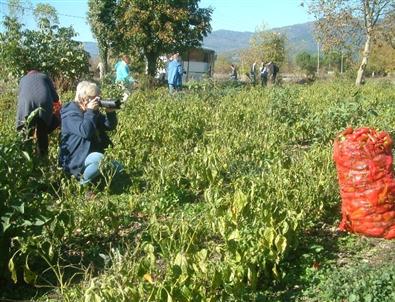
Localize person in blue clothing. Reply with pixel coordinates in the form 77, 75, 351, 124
115, 55, 134, 101
167, 52, 183, 94
59, 81, 122, 185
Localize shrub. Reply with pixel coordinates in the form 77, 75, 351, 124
303, 263, 395, 302
0, 16, 90, 91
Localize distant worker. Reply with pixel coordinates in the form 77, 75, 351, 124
250, 61, 257, 84
266, 61, 279, 85
230, 64, 237, 80
16, 70, 60, 157
156, 55, 168, 84
272, 62, 279, 83
97, 61, 105, 80
260, 62, 268, 87
167, 52, 183, 94
115, 55, 134, 101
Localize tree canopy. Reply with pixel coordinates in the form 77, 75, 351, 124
0, 2, 90, 90
33, 3, 59, 25
240, 25, 286, 72
295, 51, 317, 76
115, 0, 212, 77
307, 0, 395, 85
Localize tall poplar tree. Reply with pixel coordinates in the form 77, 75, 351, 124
88, 0, 118, 74
307, 0, 395, 85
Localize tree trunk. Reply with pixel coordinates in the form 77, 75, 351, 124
146, 52, 158, 77
355, 33, 372, 86
341, 52, 344, 74
316, 42, 320, 75
101, 46, 108, 75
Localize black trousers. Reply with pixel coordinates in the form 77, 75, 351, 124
27, 116, 60, 156
261, 76, 267, 86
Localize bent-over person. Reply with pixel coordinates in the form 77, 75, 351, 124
16, 70, 60, 157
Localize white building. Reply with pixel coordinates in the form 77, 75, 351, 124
181, 48, 216, 81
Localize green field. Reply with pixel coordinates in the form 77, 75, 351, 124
1, 80, 395, 301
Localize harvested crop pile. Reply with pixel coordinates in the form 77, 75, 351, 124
333, 127, 395, 239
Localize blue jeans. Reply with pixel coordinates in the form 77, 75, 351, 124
169, 84, 176, 94
169, 84, 182, 94
80, 152, 123, 185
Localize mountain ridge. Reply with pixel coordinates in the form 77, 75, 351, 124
84, 21, 317, 58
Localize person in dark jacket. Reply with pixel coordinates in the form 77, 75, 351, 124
16, 70, 60, 156
260, 62, 268, 86
59, 81, 121, 185
250, 61, 257, 84
266, 61, 279, 85
230, 64, 238, 80
272, 63, 279, 83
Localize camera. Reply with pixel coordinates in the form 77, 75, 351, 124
98, 99, 121, 109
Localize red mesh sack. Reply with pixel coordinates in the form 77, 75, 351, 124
333, 127, 395, 239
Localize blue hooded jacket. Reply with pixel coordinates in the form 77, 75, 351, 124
167, 59, 183, 87
115, 60, 134, 84
59, 102, 117, 178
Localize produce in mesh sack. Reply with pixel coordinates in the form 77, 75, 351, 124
333, 127, 395, 239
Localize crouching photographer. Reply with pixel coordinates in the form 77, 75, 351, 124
59, 81, 122, 185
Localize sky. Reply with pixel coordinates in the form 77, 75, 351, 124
0, 0, 314, 42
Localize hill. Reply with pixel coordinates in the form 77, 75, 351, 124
202, 22, 316, 55
202, 30, 253, 53
84, 41, 99, 58
83, 22, 317, 58
272, 22, 316, 55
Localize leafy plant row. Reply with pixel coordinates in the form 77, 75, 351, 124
1, 80, 395, 301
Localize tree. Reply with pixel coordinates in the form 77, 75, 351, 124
116, 0, 212, 77
33, 3, 59, 25
0, 16, 26, 78
320, 50, 352, 73
376, 9, 395, 48
368, 37, 395, 73
7, 0, 32, 20
240, 25, 286, 72
295, 51, 316, 76
0, 3, 90, 89
0, 0, 30, 78
87, 0, 118, 75
307, 0, 395, 86
23, 22, 90, 90
214, 54, 233, 75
